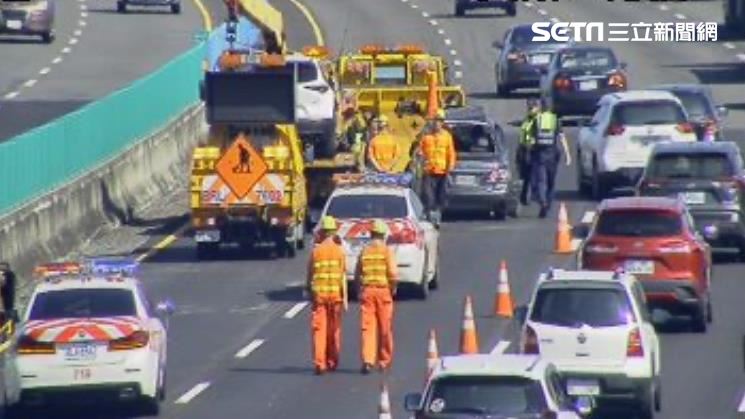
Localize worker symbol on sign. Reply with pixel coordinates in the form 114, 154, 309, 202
233, 143, 251, 173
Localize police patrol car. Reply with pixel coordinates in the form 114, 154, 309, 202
404, 354, 593, 418
316, 173, 441, 299
3, 258, 174, 416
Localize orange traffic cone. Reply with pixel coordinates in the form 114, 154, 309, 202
494, 260, 514, 318
554, 202, 573, 254
426, 329, 439, 379
378, 381, 392, 419
460, 295, 479, 354
426, 70, 440, 118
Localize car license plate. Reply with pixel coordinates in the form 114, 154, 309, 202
566, 378, 600, 396
6, 20, 22, 30
578, 80, 598, 91
455, 175, 477, 186
195, 229, 220, 243
63, 343, 98, 361
680, 191, 705, 205
624, 259, 654, 275
530, 54, 550, 65
633, 135, 667, 145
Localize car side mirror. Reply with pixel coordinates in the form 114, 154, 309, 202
404, 393, 423, 412
492, 40, 503, 49
515, 304, 528, 325
156, 299, 176, 317
573, 224, 590, 239
717, 105, 729, 118
573, 395, 595, 417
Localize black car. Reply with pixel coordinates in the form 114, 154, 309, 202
455, 0, 515, 17
637, 141, 745, 258
494, 23, 574, 97
647, 84, 728, 141
442, 106, 520, 219
539, 46, 627, 117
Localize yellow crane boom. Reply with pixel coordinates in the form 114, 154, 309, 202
225, 0, 286, 54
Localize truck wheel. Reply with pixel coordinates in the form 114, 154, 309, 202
454, 1, 465, 16
117, 1, 126, 13
41, 31, 54, 44
505, 3, 516, 16
171, 3, 181, 14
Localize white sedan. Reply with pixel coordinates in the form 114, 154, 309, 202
3, 259, 174, 416
316, 175, 440, 299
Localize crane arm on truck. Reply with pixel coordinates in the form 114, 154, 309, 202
223, 0, 286, 55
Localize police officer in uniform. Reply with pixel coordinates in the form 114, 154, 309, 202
517, 99, 540, 205
530, 99, 571, 218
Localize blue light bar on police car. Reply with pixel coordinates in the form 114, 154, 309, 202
87, 257, 139, 276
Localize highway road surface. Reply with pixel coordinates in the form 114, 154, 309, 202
8, 0, 745, 418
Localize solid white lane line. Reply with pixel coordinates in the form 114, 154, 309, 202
62, 47, 71, 54
449, 49, 457, 56
235, 339, 265, 358
453, 59, 462, 66
444, 38, 451, 46
23, 79, 37, 88
570, 238, 583, 252
724, 42, 736, 49
283, 302, 308, 319
454, 71, 463, 79
674, 13, 686, 20
537, 9, 547, 16
429, 19, 438, 26
174, 382, 210, 404
490, 340, 510, 355
581, 210, 596, 224
738, 390, 745, 412
52, 56, 62, 64
3, 91, 19, 100
39, 67, 51, 75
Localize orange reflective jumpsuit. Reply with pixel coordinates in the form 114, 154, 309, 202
368, 132, 401, 173
419, 129, 457, 211
307, 236, 347, 372
356, 239, 398, 369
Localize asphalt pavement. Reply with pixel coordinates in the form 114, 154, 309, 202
0, 0, 203, 141
8, 0, 745, 418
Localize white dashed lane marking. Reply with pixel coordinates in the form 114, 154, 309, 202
23, 79, 37, 88
454, 71, 463, 79
3, 91, 19, 100
537, 8, 547, 15
724, 42, 736, 49
52, 56, 62, 64
421, 11, 429, 17
411, 4, 418, 9
550, 17, 559, 23
659, 4, 670, 11
437, 28, 445, 35
449, 49, 457, 56
62, 47, 71, 53
674, 13, 686, 20
453, 59, 462, 66
74, 29, 82, 36
444, 38, 451, 46
429, 19, 438, 26
235, 339, 265, 359
81, 12, 88, 17
79, 20, 87, 26
174, 382, 211, 404
283, 302, 308, 319
69, 38, 79, 45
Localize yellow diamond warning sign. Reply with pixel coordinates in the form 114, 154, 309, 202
215, 135, 268, 199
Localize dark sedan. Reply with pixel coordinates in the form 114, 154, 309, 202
455, 0, 516, 17
494, 23, 573, 97
442, 106, 520, 219
647, 84, 728, 141
0, 0, 54, 43
539, 46, 627, 117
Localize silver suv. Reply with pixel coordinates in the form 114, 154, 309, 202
117, 0, 180, 14
0, 0, 55, 43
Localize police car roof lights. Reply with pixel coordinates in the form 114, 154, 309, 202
33, 262, 83, 280
333, 172, 413, 187
86, 257, 139, 276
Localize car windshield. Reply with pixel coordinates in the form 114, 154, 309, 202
29, 289, 137, 320
511, 25, 565, 46
448, 123, 501, 155
612, 101, 686, 126
650, 152, 733, 179
425, 376, 547, 415
531, 286, 635, 327
559, 49, 616, 70
374, 65, 407, 85
672, 91, 714, 120
325, 194, 408, 219
294, 61, 319, 83
596, 210, 682, 237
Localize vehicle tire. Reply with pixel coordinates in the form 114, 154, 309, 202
296, 224, 306, 250
196, 242, 218, 260
654, 377, 662, 412
590, 158, 606, 200
428, 248, 440, 290
415, 254, 430, 300
158, 368, 167, 401
508, 200, 520, 218
141, 397, 160, 416
117, 1, 126, 13
171, 3, 181, 13
691, 303, 707, 333
505, 3, 516, 16
454, 1, 465, 16
496, 83, 511, 97
637, 382, 655, 419
493, 204, 507, 221
41, 31, 54, 44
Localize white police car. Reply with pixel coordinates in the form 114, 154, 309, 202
404, 354, 593, 418
316, 173, 440, 299
517, 269, 661, 419
3, 258, 174, 416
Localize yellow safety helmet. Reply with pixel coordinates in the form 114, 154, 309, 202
377, 114, 389, 125
434, 109, 446, 120
371, 219, 388, 235
321, 215, 338, 231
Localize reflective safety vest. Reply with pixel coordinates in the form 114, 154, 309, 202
311, 238, 346, 299
420, 130, 456, 175
360, 242, 393, 287
534, 112, 559, 147
519, 116, 536, 147
369, 133, 400, 172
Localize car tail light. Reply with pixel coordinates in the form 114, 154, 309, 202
17, 335, 55, 355
702, 119, 718, 142
305, 85, 330, 94
108, 331, 149, 351
553, 76, 572, 91
584, 242, 618, 254
522, 326, 539, 354
676, 122, 694, 134
608, 72, 627, 89
657, 240, 691, 254
626, 327, 644, 357
388, 227, 417, 244
507, 52, 526, 63
485, 168, 509, 183
605, 123, 625, 136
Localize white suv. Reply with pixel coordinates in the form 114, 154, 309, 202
286, 54, 338, 157
404, 354, 592, 418
517, 269, 661, 419
577, 90, 696, 199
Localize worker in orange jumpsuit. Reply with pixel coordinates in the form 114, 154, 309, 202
419, 109, 457, 220
367, 115, 403, 173
356, 220, 398, 374
306, 216, 348, 375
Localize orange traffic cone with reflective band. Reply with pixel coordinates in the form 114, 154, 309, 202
494, 260, 514, 318
460, 296, 479, 354
378, 382, 392, 419
554, 202, 573, 254
426, 329, 439, 379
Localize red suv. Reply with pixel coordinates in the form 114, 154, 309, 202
578, 197, 712, 332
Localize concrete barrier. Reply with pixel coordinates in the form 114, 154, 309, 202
0, 105, 206, 295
